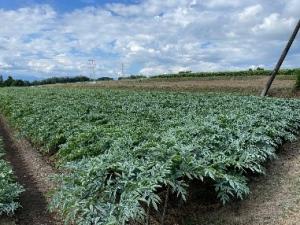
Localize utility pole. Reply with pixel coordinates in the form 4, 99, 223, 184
261, 19, 300, 96
88, 59, 96, 81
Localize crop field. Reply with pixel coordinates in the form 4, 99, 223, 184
0, 87, 300, 224
59, 75, 297, 97
0, 138, 23, 216
118, 68, 300, 80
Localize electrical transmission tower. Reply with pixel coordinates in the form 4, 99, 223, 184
122, 63, 125, 76
88, 59, 96, 81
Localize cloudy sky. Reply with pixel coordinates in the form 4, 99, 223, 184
0, 0, 299, 80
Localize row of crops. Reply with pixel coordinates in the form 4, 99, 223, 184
150, 68, 300, 79
0, 87, 300, 224
0, 138, 23, 216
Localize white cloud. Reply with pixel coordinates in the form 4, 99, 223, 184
0, 6, 56, 38
202, 0, 241, 8
28, 60, 55, 73
238, 4, 262, 22
140, 65, 190, 75
0, 0, 299, 79
252, 13, 296, 37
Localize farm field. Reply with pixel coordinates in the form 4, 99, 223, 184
57, 75, 298, 97
0, 0, 299, 224
0, 87, 300, 224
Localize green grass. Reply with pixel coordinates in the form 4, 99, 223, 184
0, 87, 300, 224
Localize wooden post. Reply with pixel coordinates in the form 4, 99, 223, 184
261, 19, 300, 97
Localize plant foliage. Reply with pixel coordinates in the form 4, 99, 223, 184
0, 139, 24, 215
0, 88, 300, 224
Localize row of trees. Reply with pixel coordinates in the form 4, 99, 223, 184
0, 76, 30, 87
151, 68, 300, 79
0, 75, 114, 87
31, 76, 90, 85
2, 68, 300, 87
117, 68, 300, 80
118, 75, 147, 80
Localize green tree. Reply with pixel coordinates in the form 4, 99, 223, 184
0, 75, 3, 87
4, 76, 15, 86
12, 79, 26, 86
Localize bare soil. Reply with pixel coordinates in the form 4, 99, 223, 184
0, 117, 62, 225
56, 76, 296, 96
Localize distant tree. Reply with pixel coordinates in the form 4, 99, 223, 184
4, 76, 15, 86
23, 80, 31, 86
0, 75, 3, 86
12, 79, 26, 86
31, 76, 91, 86
178, 71, 192, 74
97, 77, 113, 81
118, 75, 147, 80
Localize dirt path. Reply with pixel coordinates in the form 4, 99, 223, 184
164, 137, 300, 225
0, 117, 62, 225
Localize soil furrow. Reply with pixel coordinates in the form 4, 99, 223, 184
0, 117, 62, 225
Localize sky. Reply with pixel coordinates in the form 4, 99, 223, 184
0, 0, 299, 80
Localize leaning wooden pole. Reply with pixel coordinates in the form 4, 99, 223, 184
261, 19, 300, 96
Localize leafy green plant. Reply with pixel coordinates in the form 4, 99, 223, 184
0, 139, 24, 215
0, 88, 300, 224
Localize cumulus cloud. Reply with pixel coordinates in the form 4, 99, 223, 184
238, 4, 263, 22
202, 0, 241, 9
252, 13, 297, 37
0, 0, 299, 79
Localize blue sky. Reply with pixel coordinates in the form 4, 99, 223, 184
0, 0, 299, 80
0, 0, 140, 12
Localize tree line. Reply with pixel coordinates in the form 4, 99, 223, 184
151, 68, 300, 79
0, 75, 113, 87
0, 76, 30, 87
1, 68, 300, 87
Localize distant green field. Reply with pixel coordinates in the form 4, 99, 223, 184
117, 68, 300, 80
0, 87, 300, 224
151, 69, 300, 78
